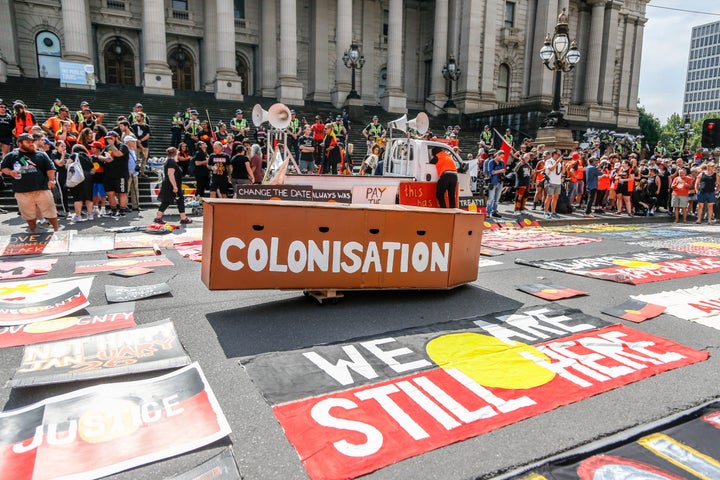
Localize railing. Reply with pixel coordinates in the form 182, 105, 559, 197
171, 9, 189, 21
106, 0, 125, 9
234, 18, 247, 29
566, 105, 589, 117
424, 98, 447, 114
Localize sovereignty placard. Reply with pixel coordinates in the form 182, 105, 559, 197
0, 364, 231, 480
10, 319, 190, 387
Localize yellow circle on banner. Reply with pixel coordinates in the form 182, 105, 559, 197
625, 309, 641, 315
612, 259, 660, 269
78, 398, 140, 443
24, 317, 79, 333
541, 289, 558, 294
689, 241, 720, 248
426, 332, 555, 390
523, 218, 532, 225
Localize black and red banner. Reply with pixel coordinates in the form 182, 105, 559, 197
74, 255, 174, 274
171, 448, 241, 480
0, 258, 57, 280
483, 230, 601, 251
0, 363, 231, 480
0, 232, 70, 257
10, 319, 190, 387
242, 305, 707, 480
602, 299, 666, 323
517, 283, 587, 301
0, 303, 136, 349
516, 250, 720, 284
521, 400, 720, 479
0, 277, 95, 325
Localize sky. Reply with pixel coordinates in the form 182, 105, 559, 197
640, 1, 720, 123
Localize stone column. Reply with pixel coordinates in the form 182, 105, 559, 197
331, 0, 353, 106
202, 0, 218, 92
617, 14, 636, 111
276, 0, 304, 105
308, 0, 331, 102
426, 0, 449, 114
628, 18, 646, 114
583, 0, 606, 105
527, 0, 559, 103
0, 0, 19, 77
599, 1, 620, 105
260, 0, 278, 97
455, 0, 483, 113
214, 0, 243, 100
381, 0, 406, 112
142, 0, 173, 95
478, 0, 498, 108
61, 0, 92, 64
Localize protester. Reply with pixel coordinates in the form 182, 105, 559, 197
430, 146, 458, 208
153, 147, 192, 225
67, 144, 95, 223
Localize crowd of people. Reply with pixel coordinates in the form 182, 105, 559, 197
475, 136, 720, 224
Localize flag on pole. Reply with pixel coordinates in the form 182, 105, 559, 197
493, 128, 513, 165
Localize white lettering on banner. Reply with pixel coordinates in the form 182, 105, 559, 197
302, 338, 431, 386
477, 308, 596, 344
219, 237, 450, 274
12, 394, 184, 453
310, 398, 384, 457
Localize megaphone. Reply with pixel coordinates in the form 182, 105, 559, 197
388, 112, 430, 135
267, 103, 292, 129
252, 104, 269, 127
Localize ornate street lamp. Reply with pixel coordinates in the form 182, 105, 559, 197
342, 42, 365, 100
442, 54, 461, 109
539, 8, 580, 127
679, 114, 694, 151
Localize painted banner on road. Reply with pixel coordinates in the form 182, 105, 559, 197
0, 231, 70, 257
516, 250, 720, 284
0, 303, 136, 348
0, 363, 231, 480
632, 236, 720, 257
601, 299, 666, 323
516, 283, 587, 301
10, 319, 190, 387
482, 229, 601, 251
633, 284, 720, 330
170, 448, 241, 480
0, 258, 58, 280
520, 400, 720, 479
75, 255, 173, 273
242, 305, 707, 480
0, 276, 94, 325
105, 282, 171, 302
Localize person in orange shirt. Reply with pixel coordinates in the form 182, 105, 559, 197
42, 105, 75, 138
430, 146, 458, 208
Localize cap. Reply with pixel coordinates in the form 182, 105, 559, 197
454, 125, 460, 129
55, 98, 61, 103
571, 152, 581, 160
17, 133, 33, 142
484, 125, 490, 129
104, 131, 119, 138
0, 99, 5, 107
134, 103, 143, 108
488, 149, 498, 155
235, 109, 243, 115
123, 135, 136, 143
80, 101, 89, 107
372, 115, 379, 120
290, 110, 296, 114
190, 110, 199, 115
43, 138, 54, 146
59, 106, 69, 112
13, 100, 25, 108
91, 141, 103, 148
336, 116, 342, 120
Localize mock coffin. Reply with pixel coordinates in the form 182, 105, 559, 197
201, 199, 483, 290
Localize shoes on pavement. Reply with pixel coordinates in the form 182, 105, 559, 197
544, 213, 551, 219
491, 212, 501, 218
153, 217, 164, 224
180, 217, 193, 224
70, 215, 83, 223
582, 214, 594, 218
87, 214, 94, 221
99, 207, 107, 216
551, 213, 560, 219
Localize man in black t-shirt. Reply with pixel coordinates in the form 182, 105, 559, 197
102, 131, 130, 216
0, 133, 60, 232
229, 144, 254, 198
208, 141, 231, 198
297, 125, 316, 174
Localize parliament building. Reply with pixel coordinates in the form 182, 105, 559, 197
0, 0, 648, 132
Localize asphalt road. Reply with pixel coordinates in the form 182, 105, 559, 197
0, 206, 718, 480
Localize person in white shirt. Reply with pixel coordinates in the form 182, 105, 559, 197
543, 150, 564, 219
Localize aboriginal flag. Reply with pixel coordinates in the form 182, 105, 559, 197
517, 283, 588, 300
602, 299, 666, 323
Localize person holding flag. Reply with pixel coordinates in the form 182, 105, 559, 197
485, 150, 507, 218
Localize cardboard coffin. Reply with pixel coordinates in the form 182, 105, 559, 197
201, 199, 484, 290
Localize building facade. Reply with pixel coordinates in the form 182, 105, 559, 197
0, 0, 648, 132
684, 20, 720, 121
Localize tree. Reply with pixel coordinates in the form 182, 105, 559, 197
638, 105, 661, 151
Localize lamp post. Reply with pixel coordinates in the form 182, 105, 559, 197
442, 54, 461, 109
679, 114, 694, 152
342, 42, 365, 100
538, 8, 580, 128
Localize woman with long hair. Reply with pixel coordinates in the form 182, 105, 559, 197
322, 123, 340, 175
191, 141, 210, 197
77, 127, 95, 150
177, 142, 191, 177
67, 144, 95, 223
154, 147, 192, 225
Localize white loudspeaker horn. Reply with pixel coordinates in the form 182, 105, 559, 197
267, 103, 292, 129
252, 104, 269, 127
388, 112, 430, 135
407, 112, 429, 135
